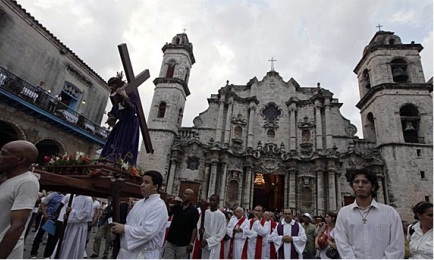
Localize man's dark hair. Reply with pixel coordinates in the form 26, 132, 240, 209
210, 194, 220, 201
143, 170, 163, 191
348, 168, 379, 198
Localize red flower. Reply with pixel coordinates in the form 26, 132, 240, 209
43, 155, 51, 162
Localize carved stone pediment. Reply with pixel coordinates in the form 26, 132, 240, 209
232, 113, 247, 125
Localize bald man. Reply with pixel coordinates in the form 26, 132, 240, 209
0, 140, 40, 258
163, 188, 199, 259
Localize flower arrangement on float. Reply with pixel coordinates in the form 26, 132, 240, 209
42, 151, 143, 179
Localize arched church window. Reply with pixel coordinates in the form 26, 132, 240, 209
363, 69, 371, 88
267, 129, 275, 139
400, 104, 420, 143
178, 108, 183, 125
166, 60, 176, 78
366, 112, 377, 143
302, 130, 311, 142
157, 101, 167, 118
184, 67, 190, 82
391, 59, 409, 83
234, 126, 242, 139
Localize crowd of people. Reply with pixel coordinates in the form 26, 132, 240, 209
0, 140, 432, 259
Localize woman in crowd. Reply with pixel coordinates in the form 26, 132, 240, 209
315, 211, 338, 259
408, 201, 433, 259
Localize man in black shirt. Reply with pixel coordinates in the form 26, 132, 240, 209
163, 189, 199, 259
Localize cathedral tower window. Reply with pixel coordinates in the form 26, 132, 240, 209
184, 67, 190, 82
157, 101, 167, 118
166, 60, 176, 78
400, 104, 421, 143
366, 112, 377, 143
363, 69, 371, 88
178, 108, 183, 125
391, 58, 409, 83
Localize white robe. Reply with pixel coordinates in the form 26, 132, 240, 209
52, 195, 93, 259
117, 194, 168, 259
270, 219, 307, 259
226, 216, 247, 259
197, 209, 226, 259
242, 218, 271, 259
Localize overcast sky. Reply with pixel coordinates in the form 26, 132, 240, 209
18, 0, 433, 138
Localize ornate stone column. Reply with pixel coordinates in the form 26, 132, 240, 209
327, 170, 337, 212
219, 157, 229, 206
288, 168, 297, 209
324, 99, 333, 149
202, 162, 211, 199
166, 158, 177, 195
224, 98, 233, 145
316, 168, 325, 216
215, 95, 225, 143
247, 102, 256, 148
284, 169, 290, 208
243, 166, 253, 209
289, 104, 297, 150
315, 100, 323, 150
335, 171, 342, 208
207, 160, 219, 198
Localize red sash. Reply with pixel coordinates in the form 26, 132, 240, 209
252, 218, 266, 259
228, 217, 246, 259
192, 212, 202, 259
164, 215, 173, 242
269, 220, 277, 259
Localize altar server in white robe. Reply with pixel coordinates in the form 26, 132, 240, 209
111, 171, 168, 259
270, 208, 307, 259
53, 195, 93, 259
241, 205, 271, 259
197, 194, 226, 259
227, 207, 247, 259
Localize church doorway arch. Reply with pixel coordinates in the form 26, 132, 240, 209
252, 173, 284, 212
0, 120, 24, 148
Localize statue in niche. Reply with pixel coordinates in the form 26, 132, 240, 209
187, 157, 200, 170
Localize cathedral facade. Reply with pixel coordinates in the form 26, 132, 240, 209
138, 31, 433, 221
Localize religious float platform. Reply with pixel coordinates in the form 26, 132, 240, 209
34, 159, 144, 199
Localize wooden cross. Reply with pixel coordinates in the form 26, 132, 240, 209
118, 43, 154, 154
376, 24, 383, 31
268, 57, 277, 71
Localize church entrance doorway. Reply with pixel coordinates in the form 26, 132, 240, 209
252, 173, 284, 212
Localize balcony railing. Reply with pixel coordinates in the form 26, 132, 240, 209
0, 65, 109, 140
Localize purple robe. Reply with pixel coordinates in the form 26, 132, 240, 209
101, 92, 140, 165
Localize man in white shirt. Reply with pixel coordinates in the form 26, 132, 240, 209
270, 208, 307, 259
0, 140, 39, 259
241, 205, 271, 259
333, 168, 405, 259
226, 207, 247, 259
111, 170, 168, 259
197, 194, 226, 259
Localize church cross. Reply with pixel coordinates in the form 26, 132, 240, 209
183, 28, 187, 33
376, 24, 383, 31
268, 57, 277, 71
118, 43, 154, 154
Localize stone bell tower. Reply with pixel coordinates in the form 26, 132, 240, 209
138, 33, 195, 186
354, 30, 433, 219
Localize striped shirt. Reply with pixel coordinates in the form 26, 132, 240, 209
333, 199, 405, 259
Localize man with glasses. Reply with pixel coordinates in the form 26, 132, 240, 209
333, 168, 404, 259
0, 140, 40, 258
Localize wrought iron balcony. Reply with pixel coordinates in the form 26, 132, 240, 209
0, 65, 109, 144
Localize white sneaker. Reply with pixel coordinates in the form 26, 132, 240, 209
83, 252, 88, 258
